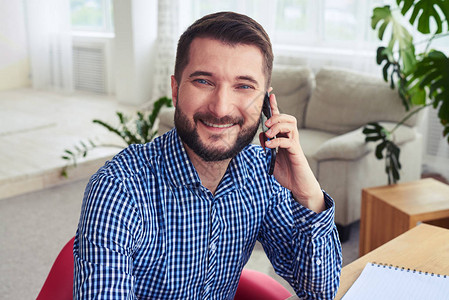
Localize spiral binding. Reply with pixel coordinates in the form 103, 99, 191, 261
371, 262, 448, 278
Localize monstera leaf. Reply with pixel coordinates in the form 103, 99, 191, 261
367, 0, 449, 184
413, 50, 449, 141
363, 123, 402, 184
372, 5, 417, 75
396, 0, 449, 34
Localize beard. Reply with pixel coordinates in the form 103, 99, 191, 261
174, 104, 260, 162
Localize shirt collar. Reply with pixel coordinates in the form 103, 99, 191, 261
163, 128, 202, 188
162, 128, 250, 192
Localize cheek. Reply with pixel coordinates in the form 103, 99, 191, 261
241, 100, 262, 124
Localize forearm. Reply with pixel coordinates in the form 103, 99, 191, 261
291, 195, 342, 298
260, 191, 342, 299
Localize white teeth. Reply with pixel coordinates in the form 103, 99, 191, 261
203, 121, 234, 128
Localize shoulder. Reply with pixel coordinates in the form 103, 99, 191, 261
93, 132, 168, 183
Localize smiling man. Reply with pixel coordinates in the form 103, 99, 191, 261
74, 12, 342, 299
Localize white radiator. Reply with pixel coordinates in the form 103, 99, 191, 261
426, 107, 449, 158
72, 42, 107, 93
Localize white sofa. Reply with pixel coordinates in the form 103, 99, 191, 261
157, 66, 423, 241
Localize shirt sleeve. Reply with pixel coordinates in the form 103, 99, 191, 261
257, 189, 342, 299
73, 173, 142, 299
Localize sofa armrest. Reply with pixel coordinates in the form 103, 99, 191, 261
313, 122, 417, 161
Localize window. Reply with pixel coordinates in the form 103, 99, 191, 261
70, 0, 114, 33
190, 0, 388, 50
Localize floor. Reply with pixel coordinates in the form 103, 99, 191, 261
0, 88, 360, 299
0, 88, 136, 200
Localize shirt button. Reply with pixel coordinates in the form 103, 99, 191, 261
314, 222, 321, 228
316, 259, 322, 265
210, 243, 216, 251
300, 217, 306, 223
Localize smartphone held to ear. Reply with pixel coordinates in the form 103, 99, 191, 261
261, 92, 276, 175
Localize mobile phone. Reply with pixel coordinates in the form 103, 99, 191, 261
261, 92, 276, 175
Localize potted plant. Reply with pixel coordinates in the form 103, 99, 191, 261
61, 96, 172, 177
363, 0, 449, 184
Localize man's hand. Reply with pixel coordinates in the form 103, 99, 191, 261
259, 92, 326, 213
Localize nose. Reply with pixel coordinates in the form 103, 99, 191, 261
207, 86, 234, 118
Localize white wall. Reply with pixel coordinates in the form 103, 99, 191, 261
0, 0, 30, 91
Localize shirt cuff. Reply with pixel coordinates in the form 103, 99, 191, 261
291, 190, 336, 238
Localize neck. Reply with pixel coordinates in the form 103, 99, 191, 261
183, 144, 231, 195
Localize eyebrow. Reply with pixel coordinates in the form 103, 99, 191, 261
189, 71, 213, 78
237, 75, 259, 86
189, 71, 260, 86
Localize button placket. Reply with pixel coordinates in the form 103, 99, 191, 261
202, 201, 221, 298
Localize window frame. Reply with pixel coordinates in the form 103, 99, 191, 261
70, 0, 114, 34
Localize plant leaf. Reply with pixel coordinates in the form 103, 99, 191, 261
413, 50, 449, 108
376, 141, 388, 159
148, 96, 173, 127
396, 0, 449, 34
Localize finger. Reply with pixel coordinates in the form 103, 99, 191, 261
266, 113, 297, 128
269, 92, 280, 115
265, 122, 298, 139
265, 136, 299, 153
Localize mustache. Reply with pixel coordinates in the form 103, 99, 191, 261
193, 112, 244, 127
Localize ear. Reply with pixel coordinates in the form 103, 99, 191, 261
171, 75, 178, 106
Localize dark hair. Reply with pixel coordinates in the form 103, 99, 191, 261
174, 11, 273, 88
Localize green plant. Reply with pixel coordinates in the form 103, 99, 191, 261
363, 0, 449, 184
61, 96, 172, 177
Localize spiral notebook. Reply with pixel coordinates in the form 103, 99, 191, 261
342, 262, 449, 300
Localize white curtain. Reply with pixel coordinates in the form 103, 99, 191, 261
25, 0, 73, 92
151, 0, 180, 101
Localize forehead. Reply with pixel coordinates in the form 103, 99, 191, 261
184, 37, 266, 82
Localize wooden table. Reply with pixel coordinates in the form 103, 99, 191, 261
335, 224, 449, 299
359, 178, 449, 256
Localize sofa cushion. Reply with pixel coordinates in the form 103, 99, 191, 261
271, 66, 314, 128
305, 67, 419, 135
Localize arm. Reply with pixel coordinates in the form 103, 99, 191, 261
73, 173, 142, 299
258, 91, 342, 298
258, 188, 342, 299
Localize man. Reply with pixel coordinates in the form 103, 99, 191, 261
74, 11, 342, 299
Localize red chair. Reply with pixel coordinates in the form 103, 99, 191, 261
234, 269, 293, 300
37, 237, 292, 300
36, 236, 75, 300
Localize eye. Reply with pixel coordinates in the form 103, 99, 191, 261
237, 85, 254, 90
194, 79, 209, 85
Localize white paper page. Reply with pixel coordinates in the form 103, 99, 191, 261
342, 263, 449, 300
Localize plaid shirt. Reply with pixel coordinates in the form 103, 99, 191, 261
74, 128, 342, 299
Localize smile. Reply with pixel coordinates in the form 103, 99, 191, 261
202, 120, 235, 128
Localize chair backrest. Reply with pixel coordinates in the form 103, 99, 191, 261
36, 238, 292, 299
36, 236, 75, 300
234, 269, 292, 300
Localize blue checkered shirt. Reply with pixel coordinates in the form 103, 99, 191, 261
74, 128, 342, 299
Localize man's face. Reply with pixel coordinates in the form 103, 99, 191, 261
171, 37, 266, 162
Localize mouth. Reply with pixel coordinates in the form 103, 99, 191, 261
201, 120, 235, 129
